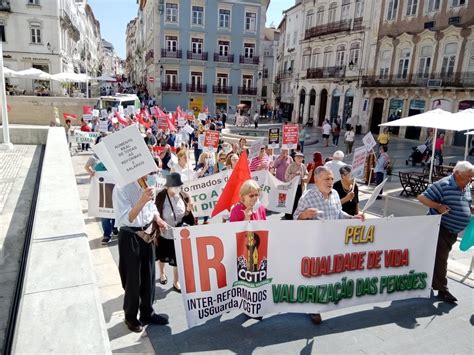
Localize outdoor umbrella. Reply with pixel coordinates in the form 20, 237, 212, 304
379, 108, 474, 182
93, 74, 116, 82
14, 68, 53, 80
2, 67, 17, 78
51, 72, 90, 83
453, 109, 474, 159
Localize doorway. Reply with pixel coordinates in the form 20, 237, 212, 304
370, 98, 384, 134
318, 89, 328, 126
308, 89, 316, 125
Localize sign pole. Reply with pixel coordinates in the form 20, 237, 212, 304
0, 40, 13, 150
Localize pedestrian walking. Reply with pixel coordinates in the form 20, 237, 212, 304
344, 127, 355, 155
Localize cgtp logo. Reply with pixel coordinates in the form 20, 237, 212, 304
234, 230, 271, 287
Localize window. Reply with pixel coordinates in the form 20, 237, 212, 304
406, 0, 418, 16
379, 50, 391, 78
286, 33, 290, 46
451, 0, 465, 7
192, 6, 204, 26
467, 42, 474, 73
328, 3, 337, 23
355, 0, 365, 18
441, 43, 457, 77
30, 22, 41, 44
448, 16, 460, 25
191, 71, 202, 87
219, 9, 230, 28
264, 49, 271, 56
424, 21, 435, 29
165, 36, 178, 52
244, 43, 255, 58
305, 11, 314, 30
387, 0, 398, 20
0, 20, 5, 42
218, 40, 229, 56
397, 48, 411, 78
349, 43, 360, 65
245, 12, 256, 31
341, 0, 350, 20
323, 48, 333, 67
242, 75, 253, 88
191, 38, 203, 53
166, 3, 178, 23
316, 6, 325, 25
417, 45, 432, 78
293, 31, 297, 46
165, 70, 178, 84
336, 45, 345, 66
217, 73, 228, 87
311, 49, 320, 67
28, 0, 40, 4
426, 0, 440, 12
263, 68, 268, 78
301, 54, 310, 70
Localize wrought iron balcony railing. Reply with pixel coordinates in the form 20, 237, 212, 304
161, 49, 182, 59
186, 84, 207, 93
187, 51, 208, 61
213, 53, 234, 63
304, 19, 352, 40
161, 83, 182, 92
239, 55, 259, 65
212, 85, 233, 94
238, 86, 257, 95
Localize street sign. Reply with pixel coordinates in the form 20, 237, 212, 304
148, 77, 155, 82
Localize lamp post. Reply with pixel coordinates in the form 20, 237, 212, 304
0, 40, 13, 150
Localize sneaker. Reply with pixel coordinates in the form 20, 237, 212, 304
101, 236, 111, 245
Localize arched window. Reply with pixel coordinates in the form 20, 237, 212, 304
311, 48, 321, 68
417, 45, 432, 78
355, 0, 365, 18
397, 48, 411, 78
441, 42, 457, 77
379, 49, 391, 78
316, 6, 325, 25
328, 3, 337, 23
305, 10, 314, 30
350, 42, 360, 65
336, 45, 346, 66
323, 46, 333, 67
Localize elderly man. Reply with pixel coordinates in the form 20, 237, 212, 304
249, 146, 272, 172
417, 161, 474, 303
324, 150, 346, 182
274, 148, 293, 181
294, 166, 364, 324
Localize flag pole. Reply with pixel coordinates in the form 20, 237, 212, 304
0, 40, 13, 150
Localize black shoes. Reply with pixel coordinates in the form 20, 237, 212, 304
124, 319, 143, 333
438, 290, 458, 303
310, 313, 323, 324
139, 314, 169, 326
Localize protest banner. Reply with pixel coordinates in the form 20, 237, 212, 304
99, 119, 109, 133
93, 124, 158, 187
82, 114, 93, 122
92, 109, 99, 117
248, 138, 265, 161
74, 131, 101, 144
178, 117, 186, 127
198, 112, 207, 121
88, 171, 115, 219
251, 171, 298, 214
362, 178, 388, 213
362, 132, 377, 151
101, 109, 108, 119
268, 128, 280, 148
204, 131, 220, 149
351, 146, 368, 178
282, 124, 299, 149
174, 216, 440, 328
198, 134, 205, 150
182, 124, 195, 135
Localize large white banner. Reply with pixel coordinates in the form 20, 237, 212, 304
88, 171, 115, 219
74, 131, 101, 144
174, 216, 440, 328
182, 171, 299, 217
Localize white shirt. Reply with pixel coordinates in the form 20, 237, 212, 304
344, 130, 355, 142
254, 113, 259, 122
324, 160, 347, 182
171, 163, 196, 182
323, 123, 331, 135
113, 181, 159, 228
161, 194, 186, 240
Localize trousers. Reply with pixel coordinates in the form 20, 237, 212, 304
118, 229, 156, 321
432, 225, 458, 292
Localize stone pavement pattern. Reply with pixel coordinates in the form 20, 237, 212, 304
0, 145, 40, 353
71, 128, 474, 354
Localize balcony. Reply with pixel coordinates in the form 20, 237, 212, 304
276, 70, 294, 81
187, 51, 208, 61
161, 49, 182, 59
212, 85, 233, 94
353, 17, 363, 31
238, 86, 257, 95
161, 83, 182, 92
214, 53, 234, 63
304, 19, 352, 40
186, 84, 207, 93
306, 66, 346, 79
361, 72, 474, 88
0, 1, 10, 11
239, 55, 259, 65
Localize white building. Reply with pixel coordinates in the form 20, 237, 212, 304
1, 0, 102, 96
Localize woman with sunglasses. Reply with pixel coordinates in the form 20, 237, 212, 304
333, 165, 359, 216
229, 179, 266, 222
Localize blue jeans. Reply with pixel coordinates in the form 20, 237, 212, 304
101, 218, 115, 237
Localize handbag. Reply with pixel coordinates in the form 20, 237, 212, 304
166, 192, 196, 228
129, 222, 158, 244
460, 216, 474, 251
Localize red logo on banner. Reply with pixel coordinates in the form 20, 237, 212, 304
235, 231, 270, 286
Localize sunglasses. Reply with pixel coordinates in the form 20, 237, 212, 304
248, 193, 259, 198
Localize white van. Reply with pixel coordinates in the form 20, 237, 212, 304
95, 94, 140, 111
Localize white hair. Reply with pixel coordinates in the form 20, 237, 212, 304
333, 150, 345, 160
453, 161, 474, 174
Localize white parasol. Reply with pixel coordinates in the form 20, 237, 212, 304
51, 72, 90, 83
14, 68, 53, 80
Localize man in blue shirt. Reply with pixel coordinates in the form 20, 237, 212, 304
418, 161, 474, 303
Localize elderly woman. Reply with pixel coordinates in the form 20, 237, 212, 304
155, 173, 194, 292
216, 151, 228, 172
333, 165, 359, 216
195, 151, 214, 177
229, 179, 266, 222
171, 149, 195, 182
226, 154, 239, 170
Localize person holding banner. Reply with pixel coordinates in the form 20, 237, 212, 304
333, 165, 359, 216
195, 152, 214, 177
284, 152, 309, 220
229, 180, 266, 222
155, 173, 195, 293
112, 176, 170, 332
417, 161, 474, 303
171, 149, 195, 182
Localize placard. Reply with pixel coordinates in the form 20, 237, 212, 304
88, 171, 115, 219
92, 109, 99, 117
248, 138, 265, 161
93, 124, 158, 187
282, 124, 299, 149
74, 131, 101, 144
99, 119, 109, 133
82, 114, 93, 122
351, 146, 368, 178
204, 131, 220, 148
182, 124, 195, 135
268, 128, 280, 148
100, 109, 108, 119
362, 132, 377, 151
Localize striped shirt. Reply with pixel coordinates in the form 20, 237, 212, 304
422, 175, 471, 234
293, 187, 351, 220
249, 154, 272, 172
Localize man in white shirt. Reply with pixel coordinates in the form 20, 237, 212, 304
253, 111, 259, 129
324, 150, 346, 182
322, 120, 332, 147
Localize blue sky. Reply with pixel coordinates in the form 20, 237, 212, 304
87, 0, 294, 59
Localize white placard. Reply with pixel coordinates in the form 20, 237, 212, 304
101, 109, 108, 119
174, 215, 440, 328
74, 131, 101, 144
88, 171, 115, 219
178, 117, 186, 127
362, 178, 388, 213
183, 124, 195, 135
351, 146, 368, 178
82, 114, 93, 122
127, 106, 135, 116
248, 138, 265, 161
118, 105, 124, 114
99, 119, 109, 133
92, 109, 99, 117
198, 134, 205, 150
362, 132, 377, 151
93, 124, 158, 187
198, 112, 207, 121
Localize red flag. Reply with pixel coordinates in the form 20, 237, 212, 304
82, 105, 93, 114
211, 151, 251, 217
167, 117, 176, 131
137, 112, 152, 129
115, 112, 129, 126
63, 113, 77, 120
142, 108, 151, 120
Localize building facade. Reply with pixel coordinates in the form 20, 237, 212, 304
1, 0, 103, 96
362, 0, 474, 145
134, 0, 270, 114
276, 0, 381, 131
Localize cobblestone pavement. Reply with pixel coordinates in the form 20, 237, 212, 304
0, 146, 30, 214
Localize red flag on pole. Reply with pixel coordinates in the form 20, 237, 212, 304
166, 116, 176, 131
115, 112, 129, 126
155, 106, 167, 119
211, 151, 251, 217
82, 105, 93, 114
63, 113, 78, 120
